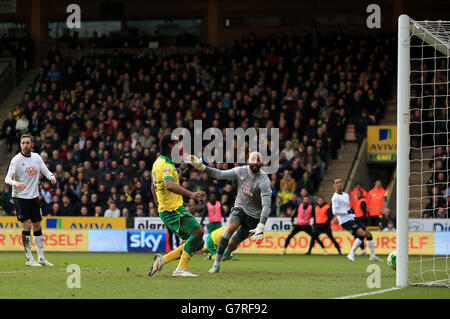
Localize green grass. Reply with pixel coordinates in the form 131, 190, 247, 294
0, 252, 449, 299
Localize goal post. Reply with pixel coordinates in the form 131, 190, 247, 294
397, 15, 450, 288
397, 14, 410, 288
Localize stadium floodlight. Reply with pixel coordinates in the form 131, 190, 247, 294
397, 15, 450, 288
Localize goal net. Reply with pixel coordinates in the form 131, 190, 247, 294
398, 16, 450, 288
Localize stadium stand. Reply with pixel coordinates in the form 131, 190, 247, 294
0, 30, 395, 220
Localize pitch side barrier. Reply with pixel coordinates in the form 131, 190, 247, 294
0, 216, 447, 254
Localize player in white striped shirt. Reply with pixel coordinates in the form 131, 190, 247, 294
331, 178, 381, 262
5, 134, 56, 266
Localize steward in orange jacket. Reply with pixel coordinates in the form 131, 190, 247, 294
350, 183, 368, 210
307, 196, 342, 255
367, 180, 386, 226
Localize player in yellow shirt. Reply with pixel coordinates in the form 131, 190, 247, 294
203, 226, 237, 261
148, 134, 206, 277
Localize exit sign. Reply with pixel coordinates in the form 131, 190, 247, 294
368, 153, 397, 162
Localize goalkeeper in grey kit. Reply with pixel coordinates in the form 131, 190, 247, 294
188, 152, 272, 274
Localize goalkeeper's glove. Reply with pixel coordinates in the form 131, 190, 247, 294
249, 223, 265, 244
187, 155, 206, 171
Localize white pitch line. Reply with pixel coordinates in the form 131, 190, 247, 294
0, 265, 144, 275
334, 287, 403, 299
0, 267, 105, 274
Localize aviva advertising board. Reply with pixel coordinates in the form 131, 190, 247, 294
367, 125, 397, 162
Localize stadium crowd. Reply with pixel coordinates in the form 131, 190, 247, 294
1, 30, 395, 222
0, 29, 34, 71
408, 42, 450, 219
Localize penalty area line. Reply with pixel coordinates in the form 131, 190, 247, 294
334, 287, 403, 299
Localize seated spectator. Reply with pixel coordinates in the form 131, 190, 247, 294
429, 146, 447, 168
60, 195, 74, 216
272, 196, 285, 217
0, 185, 13, 214
382, 219, 396, 231
40, 181, 53, 212
138, 128, 155, 149
81, 161, 96, 181
104, 201, 121, 217
297, 171, 315, 194
300, 145, 322, 189
423, 195, 444, 218
149, 207, 158, 217
377, 208, 393, 229
277, 183, 293, 205
45, 63, 61, 83
48, 202, 61, 216
280, 169, 296, 193
15, 114, 29, 135
122, 207, 130, 218
73, 194, 90, 216
436, 207, 448, 219
281, 140, 294, 161
94, 205, 103, 217
286, 194, 300, 217
48, 150, 63, 172
298, 188, 315, 205
80, 206, 90, 216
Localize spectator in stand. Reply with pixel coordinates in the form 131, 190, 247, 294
277, 183, 293, 206
48, 203, 62, 216
272, 195, 285, 217
285, 194, 300, 218
423, 195, 444, 218
436, 207, 447, 219
281, 140, 295, 161
138, 127, 156, 149
377, 208, 394, 229
329, 107, 347, 158
94, 205, 103, 217
2, 112, 16, 152
60, 195, 74, 216
15, 114, 29, 135
382, 219, 396, 231
0, 185, 13, 214
104, 201, 121, 217
297, 171, 314, 195
45, 63, 61, 83
353, 109, 373, 145
300, 145, 322, 190
443, 194, 450, 218
280, 169, 296, 193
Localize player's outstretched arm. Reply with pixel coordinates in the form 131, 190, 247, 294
187, 155, 238, 181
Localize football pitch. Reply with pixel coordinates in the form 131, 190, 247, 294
0, 252, 449, 299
